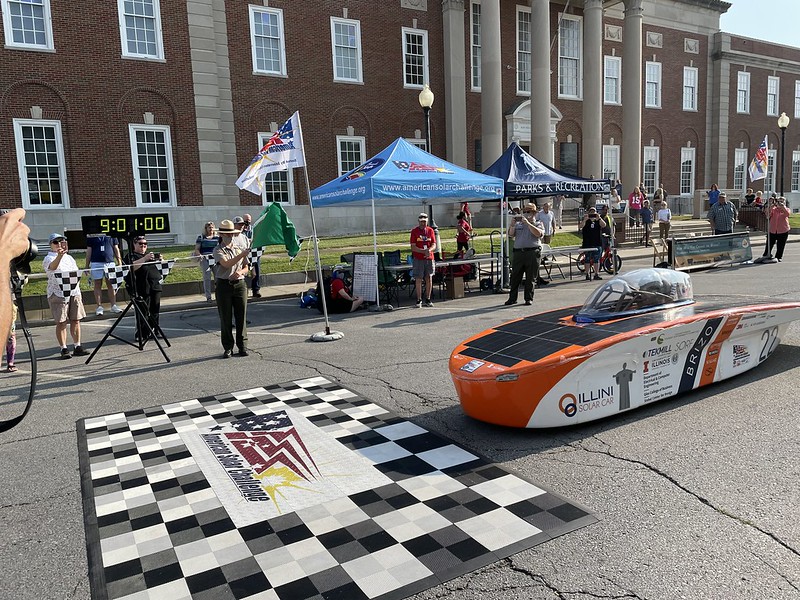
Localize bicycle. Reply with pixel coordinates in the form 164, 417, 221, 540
576, 237, 623, 275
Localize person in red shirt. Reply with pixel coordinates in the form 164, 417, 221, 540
410, 213, 437, 307
456, 211, 472, 252
330, 268, 364, 312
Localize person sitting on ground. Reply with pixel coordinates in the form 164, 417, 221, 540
329, 268, 364, 313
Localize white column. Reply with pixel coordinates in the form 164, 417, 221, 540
582, 0, 604, 178
480, 0, 503, 167
530, 0, 552, 164
621, 0, 643, 195
442, 0, 468, 166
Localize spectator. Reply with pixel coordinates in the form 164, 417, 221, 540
580, 208, 607, 281
43, 233, 88, 359
707, 183, 721, 208
125, 236, 163, 343
653, 182, 667, 204
599, 204, 614, 250
754, 190, 764, 207
213, 220, 251, 358
707, 192, 737, 234
610, 187, 622, 212
460, 201, 472, 226
628, 186, 643, 226
744, 188, 756, 205
410, 213, 437, 308
615, 179, 623, 198
537, 202, 555, 245
329, 267, 364, 313
504, 203, 544, 306
552, 194, 564, 229
456, 211, 472, 253
194, 221, 219, 301
764, 196, 791, 261
640, 200, 653, 246
85, 233, 123, 316
657, 199, 673, 240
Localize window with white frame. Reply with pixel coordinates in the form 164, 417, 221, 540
679, 147, 695, 195
516, 6, 531, 94
792, 150, 800, 193
1, 0, 54, 50
128, 125, 176, 206
336, 136, 365, 175
645, 61, 662, 108
470, 1, 481, 90
733, 148, 747, 192
118, 0, 164, 59
330, 17, 362, 83
604, 56, 621, 104
737, 71, 750, 114
766, 149, 776, 193
683, 66, 698, 111
767, 76, 780, 116
402, 27, 428, 88
602, 145, 620, 183
257, 132, 294, 204
406, 138, 427, 151
795, 81, 800, 120
249, 6, 286, 76
13, 119, 69, 208
558, 16, 581, 99
642, 147, 659, 195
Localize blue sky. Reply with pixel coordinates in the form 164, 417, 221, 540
720, 0, 800, 48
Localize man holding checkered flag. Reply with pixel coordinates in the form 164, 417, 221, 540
43, 233, 88, 359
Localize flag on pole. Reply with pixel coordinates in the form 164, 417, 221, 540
748, 135, 769, 182
251, 203, 302, 260
236, 112, 306, 195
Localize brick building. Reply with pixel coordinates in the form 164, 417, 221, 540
1, 0, 799, 241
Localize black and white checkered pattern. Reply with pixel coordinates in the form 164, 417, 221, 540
249, 247, 264, 264
156, 259, 175, 280
201, 254, 216, 268
56, 270, 81, 296
78, 377, 596, 600
103, 265, 131, 293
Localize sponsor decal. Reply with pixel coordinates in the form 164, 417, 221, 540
392, 160, 454, 174
461, 359, 485, 373
678, 318, 722, 393
340, 158, 384, 181
733, 343, 750, 368
559, 386, 617, 418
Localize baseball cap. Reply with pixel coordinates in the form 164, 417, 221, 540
233, 216, 245, 225
49, 233, 66, 243
719, 192, 727, 197
418, 213, 428, 219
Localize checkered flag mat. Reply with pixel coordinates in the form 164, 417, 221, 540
249, 246, 264, 263
156, 259, 175, 281
56, 271, 81, 297
103, 264, 131, 292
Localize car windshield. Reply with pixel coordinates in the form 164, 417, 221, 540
573, 268, 694, 323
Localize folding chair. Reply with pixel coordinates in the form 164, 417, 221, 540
378, 251, 403, 307
540, 244, 565, 280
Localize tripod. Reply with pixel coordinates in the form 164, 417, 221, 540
85, 235, 171, 364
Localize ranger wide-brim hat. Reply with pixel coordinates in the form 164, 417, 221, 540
218, 219, 236, 233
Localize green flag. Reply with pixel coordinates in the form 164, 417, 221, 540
250, 203, 302, 259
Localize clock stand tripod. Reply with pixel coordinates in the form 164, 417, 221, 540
85, 235, 171, 365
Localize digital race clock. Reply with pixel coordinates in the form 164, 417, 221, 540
81, 213, 171, 237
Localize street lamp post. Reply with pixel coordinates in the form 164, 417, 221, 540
778, 112, 790, 197
418, 84, 441, 259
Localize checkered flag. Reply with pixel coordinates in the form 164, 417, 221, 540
56, 271, 81, 297
103, 264, 131, 292
156, 259, 175, 281
202, 254, 216, 268
249, 247, 264, 264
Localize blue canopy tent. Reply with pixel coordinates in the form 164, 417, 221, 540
311, 138, 504, 305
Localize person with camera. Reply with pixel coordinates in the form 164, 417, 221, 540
581, 207, 608, 281
125, 236, 163, 343
763, 196, 791, 261
0, 209, 31, 345
214, 220, 251, 358
43, 233, 89, 358
504, 204, 544, 306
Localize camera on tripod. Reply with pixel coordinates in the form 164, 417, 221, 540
0, 209, 38, 293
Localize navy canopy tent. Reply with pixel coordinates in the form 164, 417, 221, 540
484, 142, 611, 197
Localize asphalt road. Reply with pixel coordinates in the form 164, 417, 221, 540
2, 248, 800, 600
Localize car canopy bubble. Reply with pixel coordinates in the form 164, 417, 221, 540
574, 268, 694, 323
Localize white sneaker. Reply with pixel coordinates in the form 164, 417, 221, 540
95, 306, 104, 316
415, 300, 423, 308
110, 304, 123, 314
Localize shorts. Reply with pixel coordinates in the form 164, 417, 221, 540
48, 294, 86, 324
412, 257, 435, 279
90, 262, 115, 280
582, 248, 601, 264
